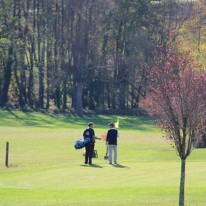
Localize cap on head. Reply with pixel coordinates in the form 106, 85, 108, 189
88, 122, 93, 127
108, 122, 115, 127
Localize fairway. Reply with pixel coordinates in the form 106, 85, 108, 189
0, 110, 206, 206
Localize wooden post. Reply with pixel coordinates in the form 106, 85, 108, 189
5, 142, 9, 167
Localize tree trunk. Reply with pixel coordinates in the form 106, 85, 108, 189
106, 84, 111, 109
55, 87, 61, 109
62, 79, 67, 110
0, 47, 13, 107
119, 81, 126, 109
14, 62, 24, 108
179, 158, 186, 206
37, 0, 45, 109
28, 40, 35, 107
76, 80, 83, 116
45, 0, 51, 110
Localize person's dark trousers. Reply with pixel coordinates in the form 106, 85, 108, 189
85, 142, 94, 164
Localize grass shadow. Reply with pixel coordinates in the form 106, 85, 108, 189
0, 109, 158, 132
8, 110, 22, 119
112, 164, 129, 169
80, 164, 103, 168
89, 164, 103, 168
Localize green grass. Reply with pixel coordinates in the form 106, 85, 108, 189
0, 110, 206, 206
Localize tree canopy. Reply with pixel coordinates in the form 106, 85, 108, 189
0, 0, 203, 115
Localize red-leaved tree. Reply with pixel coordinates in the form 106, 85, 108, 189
142, 46, 206, 206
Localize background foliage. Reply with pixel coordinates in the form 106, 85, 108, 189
0, 0, 201, 115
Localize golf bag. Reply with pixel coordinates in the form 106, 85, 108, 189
74, 137, 91, 149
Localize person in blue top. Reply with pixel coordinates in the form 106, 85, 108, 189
106, 122, 120, 164
83, 122, 101, 164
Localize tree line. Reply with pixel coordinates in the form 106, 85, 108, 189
0, 0, 198, 115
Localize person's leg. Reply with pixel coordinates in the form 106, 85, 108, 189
88, 143, 94, 164
108, 144, 113, 164
114, 145, 117, 164
85, 144, 89, 164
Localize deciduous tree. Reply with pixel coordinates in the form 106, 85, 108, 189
142, 46, 206, 206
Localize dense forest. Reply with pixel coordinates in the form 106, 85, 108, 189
0, 0, 205, 116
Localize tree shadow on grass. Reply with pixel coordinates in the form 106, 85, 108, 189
2, 110, 156, 132
8, 110, 22, 119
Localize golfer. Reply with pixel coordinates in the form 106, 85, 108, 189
106, 122, 120, 164
83, 122, 100, 164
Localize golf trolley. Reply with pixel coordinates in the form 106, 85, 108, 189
83, 149, 98, 158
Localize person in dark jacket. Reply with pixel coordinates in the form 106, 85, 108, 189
106, 122, 120, 164
83, 122, 101, 164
